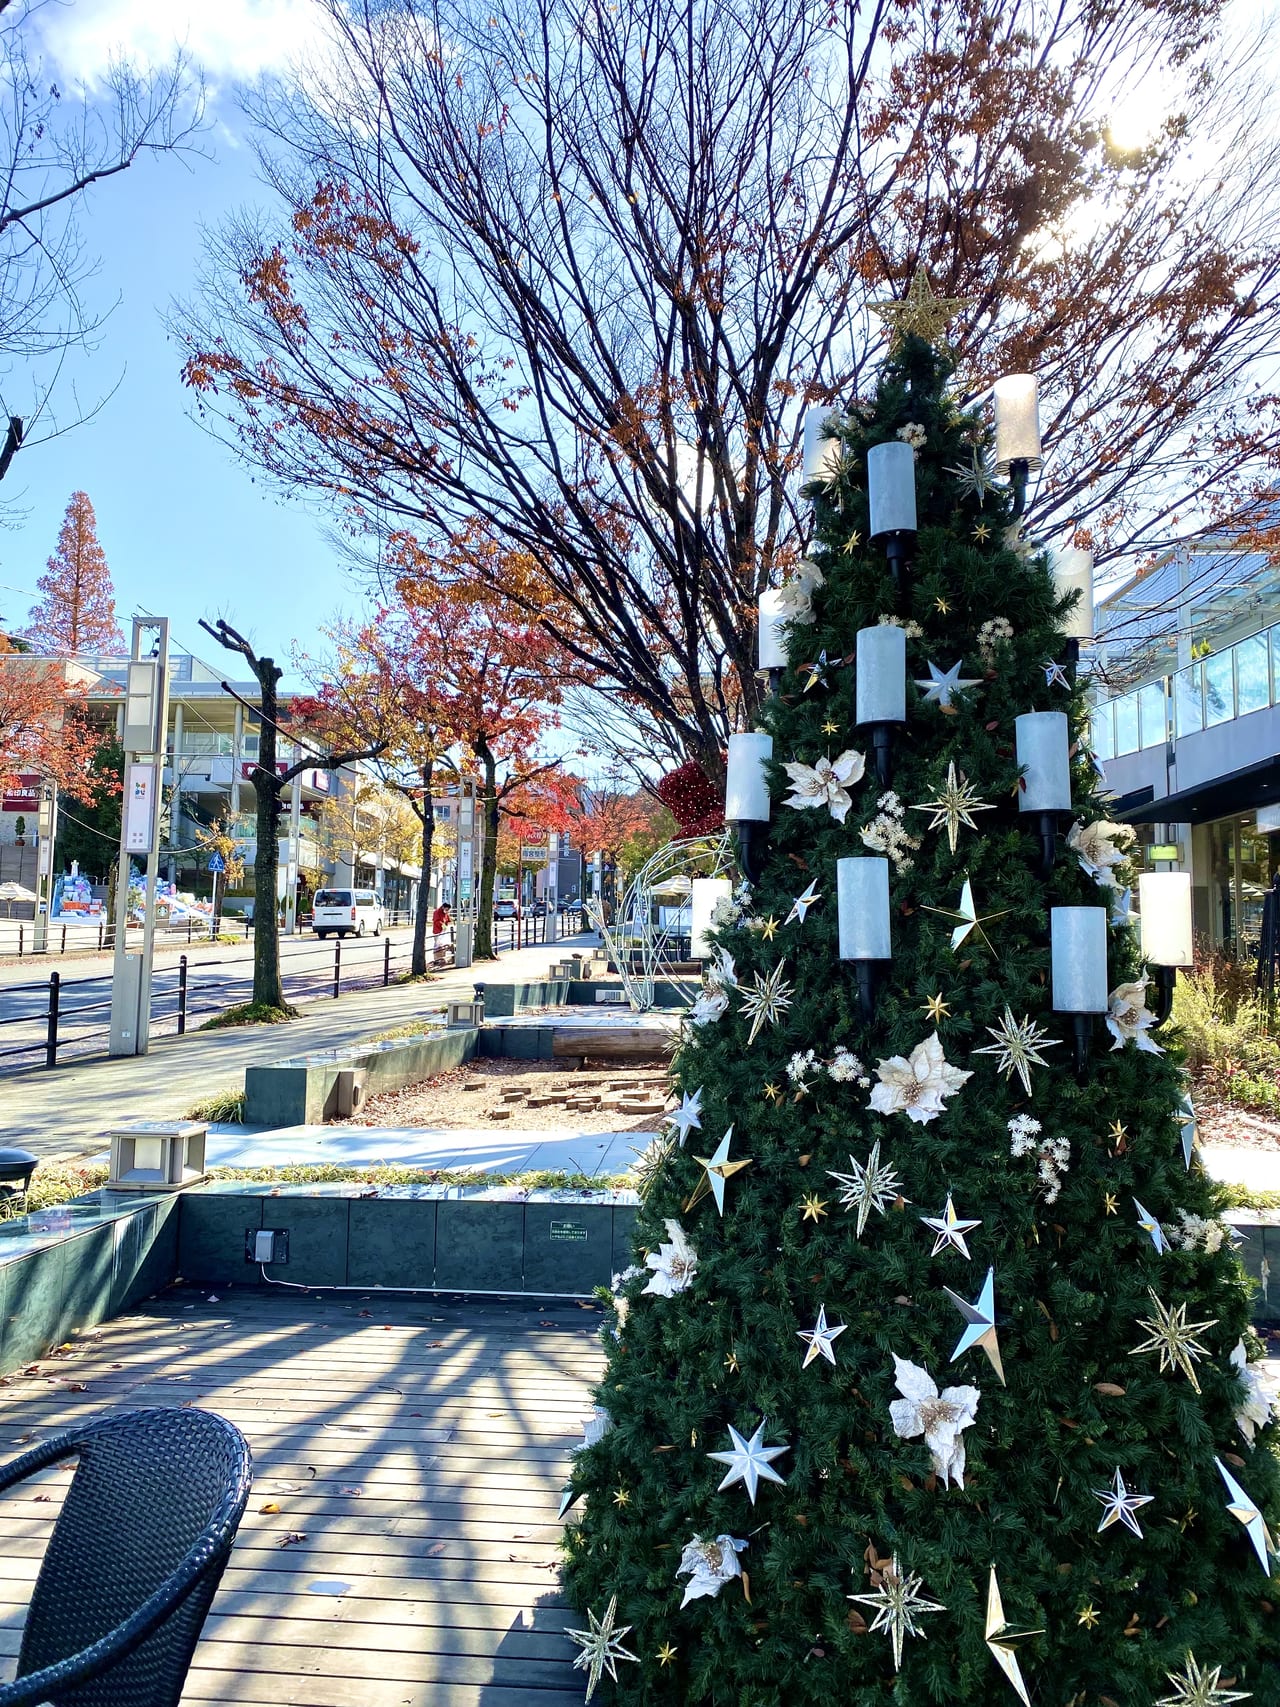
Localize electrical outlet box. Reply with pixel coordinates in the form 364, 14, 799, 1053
247, 1228, 289, 1265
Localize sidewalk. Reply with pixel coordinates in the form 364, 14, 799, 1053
1, 932, 600, 1162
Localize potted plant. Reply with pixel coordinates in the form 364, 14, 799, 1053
13, 814, 25, 846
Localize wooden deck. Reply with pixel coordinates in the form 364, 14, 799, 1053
0, 1287, 607, 1705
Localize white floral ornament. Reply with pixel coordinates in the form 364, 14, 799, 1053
677, 1533, 748, 1607
860, 790, 921, 873
687, 949, 737, 1027
775, 561, 824, 624
1107, 981, 1165, 1054
688, 986, 729, 1027
1067, 818, 1136, 890
1231, 1340, 1279, 1445
1008, 1114, 1070, 1205
782, 749, 866, 823
888, 1356, 980, 1489
642, 1219, 698, 1296
869, 1031, 972, 1125
898, 421, 927, 453
576, 1406, 614, 1451
1164, 1210, 1230, 1255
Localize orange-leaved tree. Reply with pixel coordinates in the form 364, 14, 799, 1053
177, 0, 1280, 768
25, 492, 125, 655
0, 654, 110, 797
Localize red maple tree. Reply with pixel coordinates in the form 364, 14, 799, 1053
0, 654, 110, 796
25, 492, 125, 655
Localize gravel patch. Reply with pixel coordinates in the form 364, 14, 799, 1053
337, 1055, 672, 1132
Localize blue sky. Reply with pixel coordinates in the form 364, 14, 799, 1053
0, 1, 358, 676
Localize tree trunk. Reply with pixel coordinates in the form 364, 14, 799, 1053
411, 759, 435, 977
473, 743, 499, 960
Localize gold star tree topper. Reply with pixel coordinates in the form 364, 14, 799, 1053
870, 268, 975, 350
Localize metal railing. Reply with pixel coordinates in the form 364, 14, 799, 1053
0, 915, 252, 959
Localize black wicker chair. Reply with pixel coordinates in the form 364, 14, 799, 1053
0, 1407, 252, 1707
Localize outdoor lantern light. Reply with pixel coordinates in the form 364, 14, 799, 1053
993, 374, 1041, 518
1138, 871, 1194, 1023
1015, 710, 1072, 874
867, 441, 918, 603
725, 732, 773, 884
1051, 907, 1109, 1081
690, 877, 733, 960
803, 409, 842, 485
837, 855, 892, 1019
758, 587, 789, 691
1050, 545, 1095, 643
855, 624, 907, 786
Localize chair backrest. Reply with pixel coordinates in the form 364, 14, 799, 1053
16, 1407, 252, 1707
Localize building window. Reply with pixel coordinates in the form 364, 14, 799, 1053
1090, 703, 1113, 761
1235, 632, 1270, 717
1173, 665, 1203, 738
1139, 681, 1167, 748
1114, 692, 1139, 756
1204, 649, 1234, 726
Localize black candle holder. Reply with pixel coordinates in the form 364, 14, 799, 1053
733, 821, 769, 886
1033, 809, 1063, 877
1149, 965, 1178, 1026
868, 723, 897, 788
1008, 457, 1030, 520
853, 959, 889, 1022
1069, 1012, 1092, 1083
882, 534, 913, 610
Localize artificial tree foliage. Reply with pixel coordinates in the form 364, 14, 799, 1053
560, 330, 1280, 1706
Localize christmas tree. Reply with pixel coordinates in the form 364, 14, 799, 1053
560, 286, 1280, 1706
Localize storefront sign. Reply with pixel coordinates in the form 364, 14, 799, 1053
1147, 843, 1183, 864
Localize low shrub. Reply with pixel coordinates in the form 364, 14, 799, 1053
185, 1088, 247, 1123
199, 1001, 297, 1030
0, 1160, 110, 1220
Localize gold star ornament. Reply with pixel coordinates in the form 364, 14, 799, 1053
1076, 1603, 1100, 1630
763, 1082, 784, 1105
973, 521, 993, 543
1130, 1288, 1218, 1394
934, 596, 951, 614
760, 916, 778, 941
910, 762, 995, 853
686, 1126, 753, 1215
656, 1642, 678, 1668
1157, 1652, 1252, 1707
870, 267, 974, 350
612, 1487, 630, 1508
821, 719, 840, 736
800, 1192, 829, 1223
922, 992, 950, 1024
842, 530, 862, 554
1104, 1193, 1118, 1216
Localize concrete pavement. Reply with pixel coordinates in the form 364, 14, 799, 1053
1, 932, 600, 1161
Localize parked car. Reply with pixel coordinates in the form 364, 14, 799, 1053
312, 888, 385, 939
494, 899, 518, 920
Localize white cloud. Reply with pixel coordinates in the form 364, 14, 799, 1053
35, 0, 332, 88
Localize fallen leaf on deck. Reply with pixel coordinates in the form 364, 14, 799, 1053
428, 1543, 446, 1555
260, 1502, 282, 1514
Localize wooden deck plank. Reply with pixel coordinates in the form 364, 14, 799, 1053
0, 1289, 605, 1706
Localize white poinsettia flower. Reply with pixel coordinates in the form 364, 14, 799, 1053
576, 1406, 613, 1452
1106, 981, 1164, 1054
782, 749, 866, 824
688, 988, 729, 1027
1231, 1340, 1278, 1445
676, 1534, 748, 1607
888, 1356, 980, 1489
1067, 818, 1135, 888
641, 1219, 698, 1297
868, 1031, 972, 1125
709, 948, 738, 990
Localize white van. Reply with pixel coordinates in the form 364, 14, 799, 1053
312, 888, 385, 939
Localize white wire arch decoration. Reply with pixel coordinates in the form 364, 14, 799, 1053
586, 831, 736, 1012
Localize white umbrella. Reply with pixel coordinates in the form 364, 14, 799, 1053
0, 880, 38, 920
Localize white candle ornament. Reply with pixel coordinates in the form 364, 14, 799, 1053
867, 441, 918, 539
1050, 546, 1095, 641
1015, 711, 1072, 814
1138, 872, 1193, 967
758, 588, 789, 671
993, 374, 1042, 472
803, 409, 842, 484
855, 625, 907, 726
725, 733, 773, 822
837, 856, 892, 960
1051, 907, 1109, 1013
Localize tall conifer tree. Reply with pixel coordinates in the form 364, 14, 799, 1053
561, 303, 1280, 1705
26, 491, 125, 655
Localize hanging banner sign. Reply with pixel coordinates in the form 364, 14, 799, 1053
124, 764, 158, 854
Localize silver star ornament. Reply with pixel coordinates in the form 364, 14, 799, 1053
664, 1086, 703, 1147
1094, 1467, 1154, 1538
688, 1126, 752, 1216
738, 959, 793, 1045
920, 1194, 981, 1259
848, 1555, 946, 1672
1133, 1197, 1169, 1254
827, 1139, 906, 1237
975, 1006, 1059, 1096
985, 1566, 1042, 1706
797, 1304, 847, 1368
785, 879, 821, 926
566, 1595, 640, 1700
915, 658, 982, 709
707, 1419, 789, 1504
1215, 1456, 1277, 1575
1043, 657, 1072, 690
945, 1265, 1005, 1384
1179, 1092, 1199, 1170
